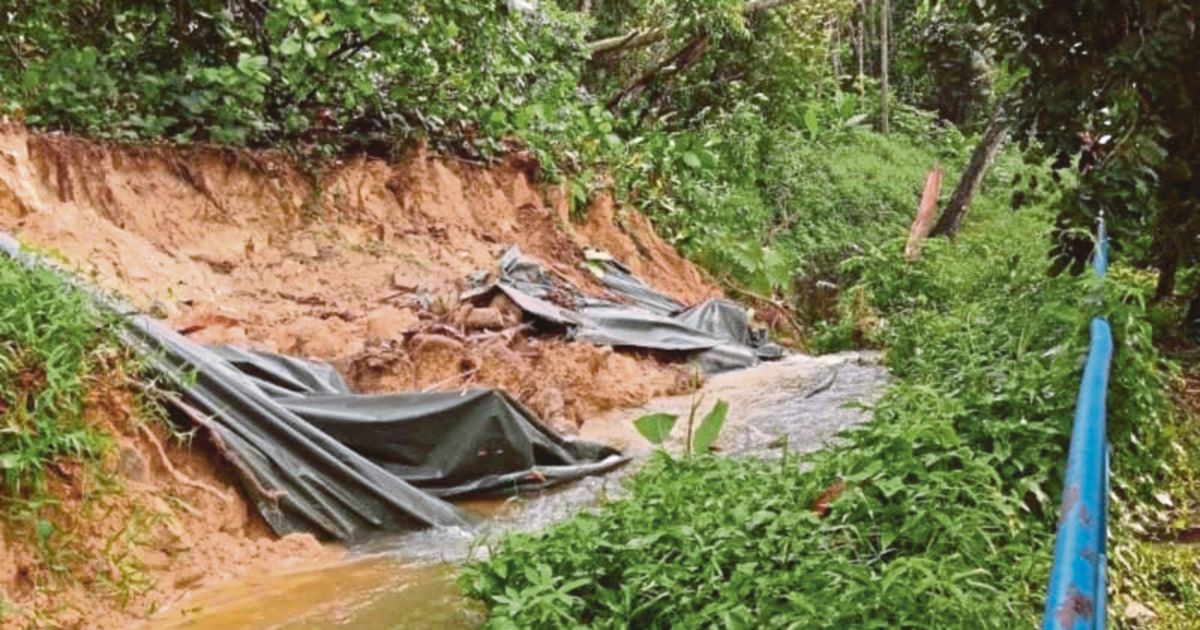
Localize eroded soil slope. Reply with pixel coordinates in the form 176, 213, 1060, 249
0, 123, 725, 628
0, 367, 330, 629
0, 123, 719, 430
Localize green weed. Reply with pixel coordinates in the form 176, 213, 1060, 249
0, 257, 113, 493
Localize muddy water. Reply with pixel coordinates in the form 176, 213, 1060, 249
148, 352, 885, 629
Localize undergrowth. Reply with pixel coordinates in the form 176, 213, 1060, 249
461, 160, 1191, 626
0, 256, 113, 493
0, 254, 172, 624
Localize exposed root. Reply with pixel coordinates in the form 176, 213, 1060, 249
137, 422, 233, 505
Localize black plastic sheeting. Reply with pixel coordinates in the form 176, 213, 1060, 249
464, 247, 785, 373
0, 232, 626, 543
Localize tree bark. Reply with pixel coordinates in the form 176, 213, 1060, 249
854, 5, 865, 85
830, 17, 842, 79
1187, 283, 1200, 333
585, 0, 801, 56
931, 106, 1011, 237
607, 33, 711, 111
880, 0, 890, 133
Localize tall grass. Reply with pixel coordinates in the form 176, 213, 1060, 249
0, 256, 113, 493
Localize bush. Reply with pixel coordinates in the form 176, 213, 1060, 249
461, 171, 1177, 627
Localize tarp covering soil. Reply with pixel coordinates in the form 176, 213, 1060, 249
465, 247, 785, 373
0, 124, 721, 431
1, 231, 627, 542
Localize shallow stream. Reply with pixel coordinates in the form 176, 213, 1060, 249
149, 352, 885, 629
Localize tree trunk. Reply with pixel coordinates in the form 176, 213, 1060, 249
1186, 284, 1200, 334
931, 106, 1010, 237
607, 33, 711, 111
1155, 245, 1179, 300
880, 0, 890, 133
830, 17, 842, 79
854, 5, 865, 85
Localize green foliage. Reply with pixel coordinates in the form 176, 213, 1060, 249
983, 0, 1200, 321
691, 399, 728, 454
462, 169, 1180, 626
632, 399, 728, 456
0, 257, 113, 493
632, 413, 677, 446
1, 2, 589, 159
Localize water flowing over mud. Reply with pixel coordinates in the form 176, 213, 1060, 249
147, 352, 886, 628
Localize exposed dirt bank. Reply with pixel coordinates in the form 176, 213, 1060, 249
0, 123, 717, 430
0, 368, 332, 629
0, 123, 723, 627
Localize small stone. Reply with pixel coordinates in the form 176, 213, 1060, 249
392, 270, 420, 291
1124, 601, 1157, 626
411, 333, 465, 353
116, 442, 148, 481
291, 238, 319, 259
464, 307, 504, 331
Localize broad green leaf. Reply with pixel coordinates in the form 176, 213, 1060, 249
692, 399, 728, 453
633, 412, 677, 445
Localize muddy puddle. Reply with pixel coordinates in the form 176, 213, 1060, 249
146, 352, 885, 629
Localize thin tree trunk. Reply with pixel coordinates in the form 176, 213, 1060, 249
1187, 284, 1200, 333
607, 33, 711, 111
854, 5, 865, 85
931, 106, 1011, 237
830, 17, 842, 79
880, 0, 890, 133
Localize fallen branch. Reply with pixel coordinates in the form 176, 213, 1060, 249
607, 33, 711, 111
171, 396, 287, 503
720, 279, 805, 341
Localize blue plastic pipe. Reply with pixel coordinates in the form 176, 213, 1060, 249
1043, 217, 1111, 630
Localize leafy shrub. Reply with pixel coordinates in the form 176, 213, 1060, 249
461, 176, 1176, 627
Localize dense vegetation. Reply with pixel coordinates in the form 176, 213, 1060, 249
462, 146, 1197, 626
2, 0, 1200, 627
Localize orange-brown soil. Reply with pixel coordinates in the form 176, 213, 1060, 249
0, 123, 717, 429
0, 368, 331, 629
0, 122, 722, 627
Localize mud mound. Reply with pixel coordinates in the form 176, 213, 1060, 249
0, 123, 719, 429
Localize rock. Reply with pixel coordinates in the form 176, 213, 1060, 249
464, 307, 504, 331
291, 238, 319, 259
410, 333, 465, 353
115, 442, 149, 481
1124, 601, 1157, 626
488, 292, 523, 324
365, 306, 420, 341
275, 315, 348, 358
391, 270, 420, 291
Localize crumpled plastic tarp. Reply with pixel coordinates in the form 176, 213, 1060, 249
0, 232, 627, 543
464, 247, 785, 373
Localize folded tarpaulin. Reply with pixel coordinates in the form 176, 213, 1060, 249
0, 231, 627, 543
465, 246, 785, 373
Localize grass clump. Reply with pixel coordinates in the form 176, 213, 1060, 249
461, 160, 1181, 626
0, 256, 114, 493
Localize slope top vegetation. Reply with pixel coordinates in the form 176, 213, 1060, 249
2, 0, 1200, 628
